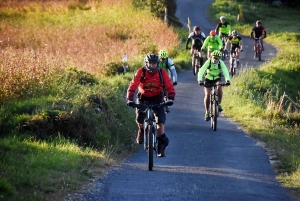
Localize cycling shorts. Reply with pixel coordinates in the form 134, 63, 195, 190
204, 78, 221, 88
135, 99, 166, 124
230, 45, 240, 54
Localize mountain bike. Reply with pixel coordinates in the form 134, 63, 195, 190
220, 34, 229, 60
129, 100, 173, 171
191, 48, 202, 76
229, 51, 237, 77
253, 37, 263, 61
201, 82, 227, 131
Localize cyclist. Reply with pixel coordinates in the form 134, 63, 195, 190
185, 26, 206, 67
250, 20, 267, 52
225, 30, 243, 67
215, 16, 231, 54
158, 49, 178, 113
201, 30, 223, 59
126, 53, 176, 157
197, 50, 230, 121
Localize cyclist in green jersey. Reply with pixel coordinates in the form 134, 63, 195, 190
198, 50, 230, 121
201, 30, 223, 59
158, 49, 178, 86
158, 49, 177, 113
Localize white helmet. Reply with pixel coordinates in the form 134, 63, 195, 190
220, 16, 226, 21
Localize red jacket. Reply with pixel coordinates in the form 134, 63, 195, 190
127, 67, 176, 101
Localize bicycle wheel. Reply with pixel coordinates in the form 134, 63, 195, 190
230, 58, 234, 77
212, 100, 218, 131
148, 124, 153, 171
258, 48, 262, 61
221, 50, 226, 60
192, 55, 196, 75
194, 57, 199, 76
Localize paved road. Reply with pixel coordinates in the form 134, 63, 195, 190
65, 1, 295, 201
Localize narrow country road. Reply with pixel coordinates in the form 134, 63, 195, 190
65, 1, 296, 201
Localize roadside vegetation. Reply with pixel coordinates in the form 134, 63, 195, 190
208, 0, 300, 196
0, 0, 187, 200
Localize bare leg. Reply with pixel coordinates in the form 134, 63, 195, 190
157, 123, 164, 137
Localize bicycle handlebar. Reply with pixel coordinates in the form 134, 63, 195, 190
128, 100, 173, 109
200, 83, 228, 87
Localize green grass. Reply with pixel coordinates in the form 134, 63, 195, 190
208, 0, 300, 194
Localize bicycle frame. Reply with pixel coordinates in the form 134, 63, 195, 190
131, 101, 172, 171
191, 48, 201, 76
220, 34, 229, 60
202, 83, 226, 131
229, 51, 237, 77
254, 37, 262, 61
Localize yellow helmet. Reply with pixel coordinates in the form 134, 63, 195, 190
159, 49, 168, 59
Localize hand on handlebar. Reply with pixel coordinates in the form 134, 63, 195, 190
165, 100, 173, 106
225, 81, 231, 86
126, 100, 135, 107
186, 47, 189, 50
198, 81, 204, 86
173, 81, 177, 86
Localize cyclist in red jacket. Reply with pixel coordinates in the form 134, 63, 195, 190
250, 20, 267, 51
126, 53, 176, 157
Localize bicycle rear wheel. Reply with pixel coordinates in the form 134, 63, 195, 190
147, 125, 153, 171
192, 55, 197, 75
258, 49, 262, 61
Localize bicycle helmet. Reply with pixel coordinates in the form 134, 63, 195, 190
232, 30, 238, 35
256, 20, 262, 25
220, 16, 226, 21
210, 30, 216, 36
211, 50, 222, 58
144, 53, 159, 73
193, 26, 201, 32
159, 49, 168, 59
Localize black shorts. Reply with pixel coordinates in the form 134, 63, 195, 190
230, 45, 240, 54
204, 78, 221, 88
135, 99, 166, 124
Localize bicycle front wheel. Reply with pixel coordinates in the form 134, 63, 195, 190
212, 100, 218, 131
148, 125, 153, 171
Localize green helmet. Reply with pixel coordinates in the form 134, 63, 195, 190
159, 49, 168, 59
212, 50, 222, 57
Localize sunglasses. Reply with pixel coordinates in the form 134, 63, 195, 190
212, 57, 220, 60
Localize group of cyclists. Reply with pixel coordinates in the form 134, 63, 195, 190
126, 16, 267, 157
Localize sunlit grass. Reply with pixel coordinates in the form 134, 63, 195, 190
0, 135, 105, 200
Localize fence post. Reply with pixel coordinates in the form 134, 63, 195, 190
187, 17, 191, 32
164, 7, 168, 25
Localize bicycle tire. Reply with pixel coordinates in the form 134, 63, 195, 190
212, 100, 218, 131
258, 50, 261, 61
192, 55, 196, 76
194, 57, 199, 76
148, 124, 153, 171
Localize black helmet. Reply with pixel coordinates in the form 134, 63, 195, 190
193, 26, 201, 31
144, 53, 159, 73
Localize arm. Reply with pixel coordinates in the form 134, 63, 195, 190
228, 24, 232, 35
126, 68, 143, 101
198, 60, 210, 82
215, 23, 220, 35
162, 69, 176, 100
186, 32, 193, 48
217, 36, 223, 49
239, 38, 243, 50
168, 59, 177, 82
201, 37, 209, 50
220, 61, 230, 82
